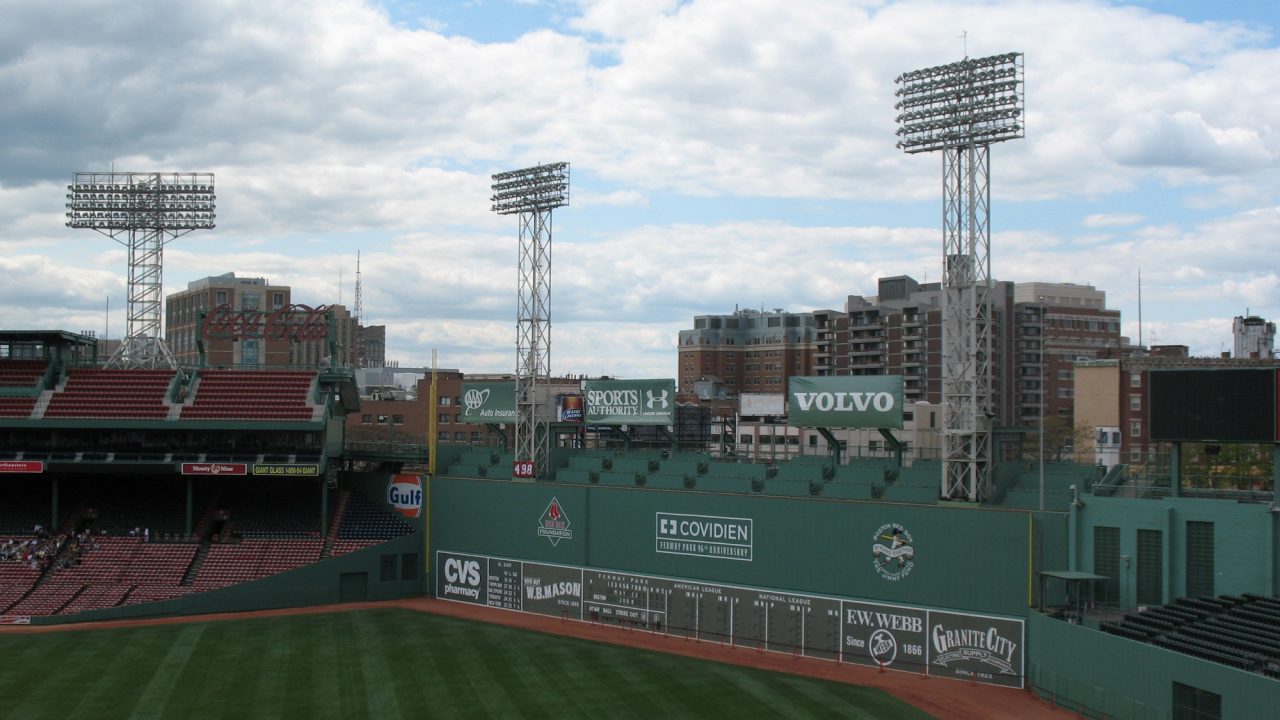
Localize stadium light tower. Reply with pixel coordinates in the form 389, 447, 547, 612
66, 172, 216, 369
491, 162, 570, 481
894, 52, 1024, 502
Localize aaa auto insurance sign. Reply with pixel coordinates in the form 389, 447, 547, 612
787, 376, 904, 429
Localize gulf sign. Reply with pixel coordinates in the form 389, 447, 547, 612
388, 474, 424, 519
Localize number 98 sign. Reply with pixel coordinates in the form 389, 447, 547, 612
513, 460, 536, 479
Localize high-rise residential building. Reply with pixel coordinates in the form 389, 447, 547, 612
677, 308, 819, 400
358, 325, 387, 367
1233, 315, 1276, 359
679, 277, 1123, 441
1013, 282, 1124, 427
165, 273, 361, 368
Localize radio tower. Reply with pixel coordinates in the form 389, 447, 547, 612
66, 171, 216, 369
354, 250, 364, 368
894, 53, 1024, 501
491, 162, 570, 481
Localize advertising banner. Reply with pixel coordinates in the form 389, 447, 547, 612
434, 549, 1024, 688
556, 394, 584, 423
460, 382, 517, 423
584, 379, 675, 426
787, 376, 904, 429
0, 460, 44, 474
740, 393, 785, 417
179, 462, 247, 476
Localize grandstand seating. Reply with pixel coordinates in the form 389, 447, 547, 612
189, 538, 323, 591
0, 546, 43, 613
336, 492, 415, 543
43, 368, 175, 419
0, 359, 47, 387
3, 537, 199, 615
0, 397, 37, 418
1100, 594, 1280, 678
180, 369, 317, 421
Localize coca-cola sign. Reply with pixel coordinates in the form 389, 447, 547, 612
201, 303, 329, 342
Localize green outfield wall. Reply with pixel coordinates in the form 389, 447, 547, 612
1070, 496, 1280, 607
429, 476, 1062, 618
1029, 611, 1280, 719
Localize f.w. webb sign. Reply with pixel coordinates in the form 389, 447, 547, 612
787, 376, 904, 429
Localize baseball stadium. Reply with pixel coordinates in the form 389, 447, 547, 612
3, 60, 1280, 720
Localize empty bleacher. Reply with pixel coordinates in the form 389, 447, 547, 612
329, 491, 415, 557
0, 359, 47, 387
43, 368, 176, 419
189, 538, 323, 591
181, 369, 316, 422
1100, 594, 1280, 678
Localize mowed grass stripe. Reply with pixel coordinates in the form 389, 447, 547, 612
0, 609, 933, 720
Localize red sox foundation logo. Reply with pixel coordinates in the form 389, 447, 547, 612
536, 497, 573, 546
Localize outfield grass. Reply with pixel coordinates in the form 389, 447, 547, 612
0, 608, 932, 719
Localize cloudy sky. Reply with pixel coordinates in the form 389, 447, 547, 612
1, 0, 1277, 378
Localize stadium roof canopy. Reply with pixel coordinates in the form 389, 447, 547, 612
0, 330, 97, 347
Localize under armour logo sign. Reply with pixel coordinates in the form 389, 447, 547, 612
646, 389, 669, 410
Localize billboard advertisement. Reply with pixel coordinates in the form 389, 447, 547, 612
740, 393, 785, 417
583, 379, 675, 426
556, 394, 584, 423
460, 382, 517, 423
434, 549, 1024, 688
787, 376, 904, 429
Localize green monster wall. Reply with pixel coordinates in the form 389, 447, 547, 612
430, 476, 1061, 618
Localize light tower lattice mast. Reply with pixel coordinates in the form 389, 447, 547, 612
491, 162, 569, 481
894, 53, 1023, 501
66, 172, 216, 369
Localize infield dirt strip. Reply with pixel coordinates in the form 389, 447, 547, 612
2, 597, 1058, 720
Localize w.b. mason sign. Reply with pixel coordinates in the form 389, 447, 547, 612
787, 376, 904, 429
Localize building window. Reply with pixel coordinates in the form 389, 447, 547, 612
361, 414, 373, 424
1130, 372, 1142, 388
241, 292, 260, 310
440, 396, 452, 406
216, 290, 228, 305
273, 292, 285, 309
392, 415, 404, 425
438, 413, 450, 423
1130, 420, 1142, 437
1129, 394, 1141, 411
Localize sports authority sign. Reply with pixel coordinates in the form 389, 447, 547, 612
460, 382, 517, 422
655, 512, 753, 561
583, 379, 676, 425
180, 463, 248, 476
787, 376, 904, 429
0, 460, 43, 473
